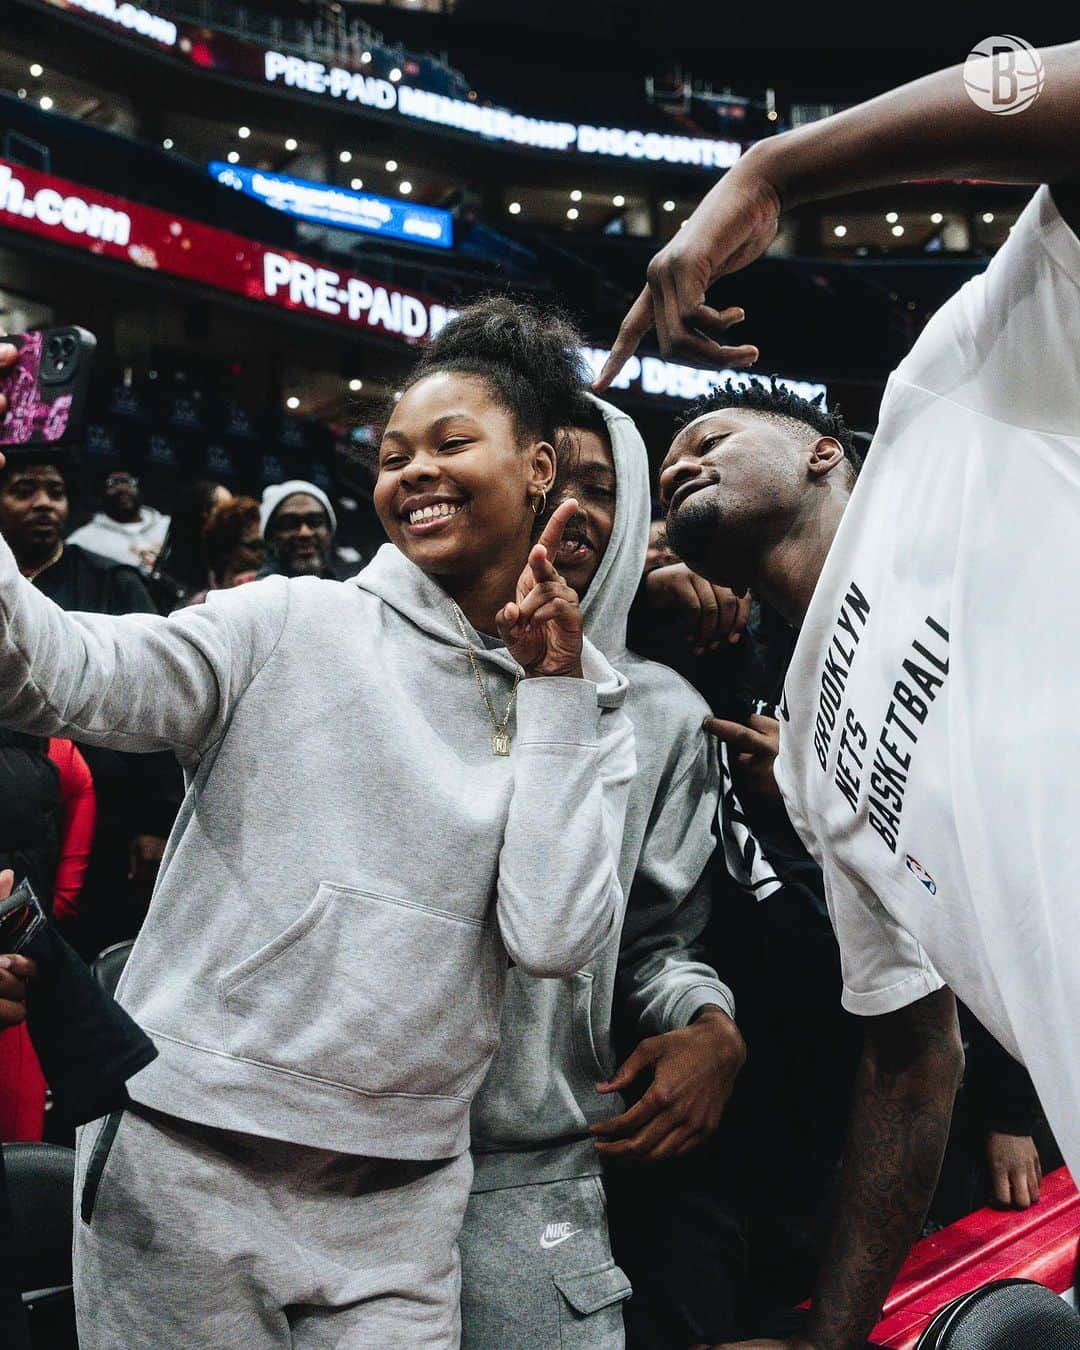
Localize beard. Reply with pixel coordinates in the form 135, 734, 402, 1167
666, 489, 721, 572
666, 488, 759, 591
283, 552, 328, 577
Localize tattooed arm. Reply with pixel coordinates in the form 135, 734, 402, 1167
703, 988, 962, 1350
805, 987, 963, 1349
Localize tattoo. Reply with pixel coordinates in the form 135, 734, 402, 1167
808, 988, 962, 1350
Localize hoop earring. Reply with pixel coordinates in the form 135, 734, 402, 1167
531, 487, 548, 518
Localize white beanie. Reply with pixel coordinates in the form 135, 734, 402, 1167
260, 480, 337, 538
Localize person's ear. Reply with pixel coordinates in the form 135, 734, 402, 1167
807, 436, 845, 479
528, 439, 557, 495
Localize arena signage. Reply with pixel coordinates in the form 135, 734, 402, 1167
0, 162, 822, 407
54, 0, 177, 45
0, 161, 455, 343
35, 0, 741, 171
209, 163, 454, 250
580, 347, 827, 407
261, 52, 742, 169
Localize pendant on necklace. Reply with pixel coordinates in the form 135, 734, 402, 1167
492, 733, 511, 757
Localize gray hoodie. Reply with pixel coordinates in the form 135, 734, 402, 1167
0, 532, 634, 1160
470, 397, 731, 1189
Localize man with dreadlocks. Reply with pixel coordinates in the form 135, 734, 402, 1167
596, 37, 1080, 1350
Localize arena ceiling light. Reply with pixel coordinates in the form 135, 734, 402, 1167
349, 378, 363, 391
238, 126, 251, 139
350, 177, 364, 190
612, 195, 625, 207
982, 212, 995, 223
227, 150, 240, 163
662, 199, 676, 212
399, 181, 412, 195
163, 137, 174, 150
285, 137, 298, 151
508, 201, 521, 215
570, 189, 583, 202
339, 150, 352, 163
885, 211, 899, 223
930, 212, 944, 224
389, 68, 402, 83
29, 63, 43, 78
286, 396, 300, 410
385, 159, 398, 172
361, 52, 372, 65
891, 224, 905, 237
833, 224, 847, 237
40, 95, 55, 111
566, 207, 579, 220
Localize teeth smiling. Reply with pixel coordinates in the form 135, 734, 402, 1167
408, 503, 464, 525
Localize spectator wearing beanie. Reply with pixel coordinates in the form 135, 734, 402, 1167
258, 480, 343, 580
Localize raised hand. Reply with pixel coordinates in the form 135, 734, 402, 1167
496, 498, 585, 678
0, 340, 18, 472
594, 153, 780, 390
645, 562, 751, 654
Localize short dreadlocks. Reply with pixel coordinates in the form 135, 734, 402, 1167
679, 378, 862, 481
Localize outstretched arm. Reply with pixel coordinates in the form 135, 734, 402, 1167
598, 41, 1080, 385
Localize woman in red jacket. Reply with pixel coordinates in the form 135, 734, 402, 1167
0, 738, 95, 1141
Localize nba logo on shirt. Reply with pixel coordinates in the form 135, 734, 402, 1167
905, 855, 937, 895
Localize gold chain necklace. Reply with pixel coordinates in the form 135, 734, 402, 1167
22, 542, 63, 582
450, 600, 523, 756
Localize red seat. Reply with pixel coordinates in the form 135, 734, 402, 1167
868, 1167, 1080, 1348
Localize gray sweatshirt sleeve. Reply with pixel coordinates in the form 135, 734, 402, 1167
495, 676, 634, 978
0, 535, 289, 763
616, 732, 735, 1033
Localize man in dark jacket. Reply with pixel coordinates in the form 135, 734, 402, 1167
0, 458, 180, 957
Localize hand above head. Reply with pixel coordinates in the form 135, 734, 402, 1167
704, 714, 782, 807
593, 155, 777, 390
0, 339, 18, 472
496, 498, 585, 678
588, 1006, 745, 1163
0, 868, 39, 1028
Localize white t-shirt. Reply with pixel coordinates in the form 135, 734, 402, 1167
775, 184, 1080, 1180
67, 506, 169, 572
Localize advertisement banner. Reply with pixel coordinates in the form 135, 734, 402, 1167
0, 160, 826, 406
37, 0, 742, 171
0, 160, 456, 343
209, 163, 454, 249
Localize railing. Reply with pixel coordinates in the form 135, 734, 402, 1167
147, 0, 462, 90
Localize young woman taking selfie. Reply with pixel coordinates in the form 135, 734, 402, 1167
0, 301, 633, 1348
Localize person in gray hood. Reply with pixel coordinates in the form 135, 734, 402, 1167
0, 323, 633, 1348
445, 318, 744, 1346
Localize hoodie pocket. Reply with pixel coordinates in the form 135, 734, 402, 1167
219, 883, 501, 1100
570, 971, 606, 1085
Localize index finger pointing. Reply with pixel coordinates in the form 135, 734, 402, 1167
534, 498, 578, 558
593, 289, 653, 391
702, 717, 774, 756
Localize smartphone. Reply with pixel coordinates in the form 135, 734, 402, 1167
0, 325, 97, 451
0, 878, 47, 955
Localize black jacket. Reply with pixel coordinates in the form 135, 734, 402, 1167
35, 542, 156, 616
0, 729, 61, 915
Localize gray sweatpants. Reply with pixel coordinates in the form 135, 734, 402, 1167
459, 1174, 631, 1348
73, 1105, 473, 1348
